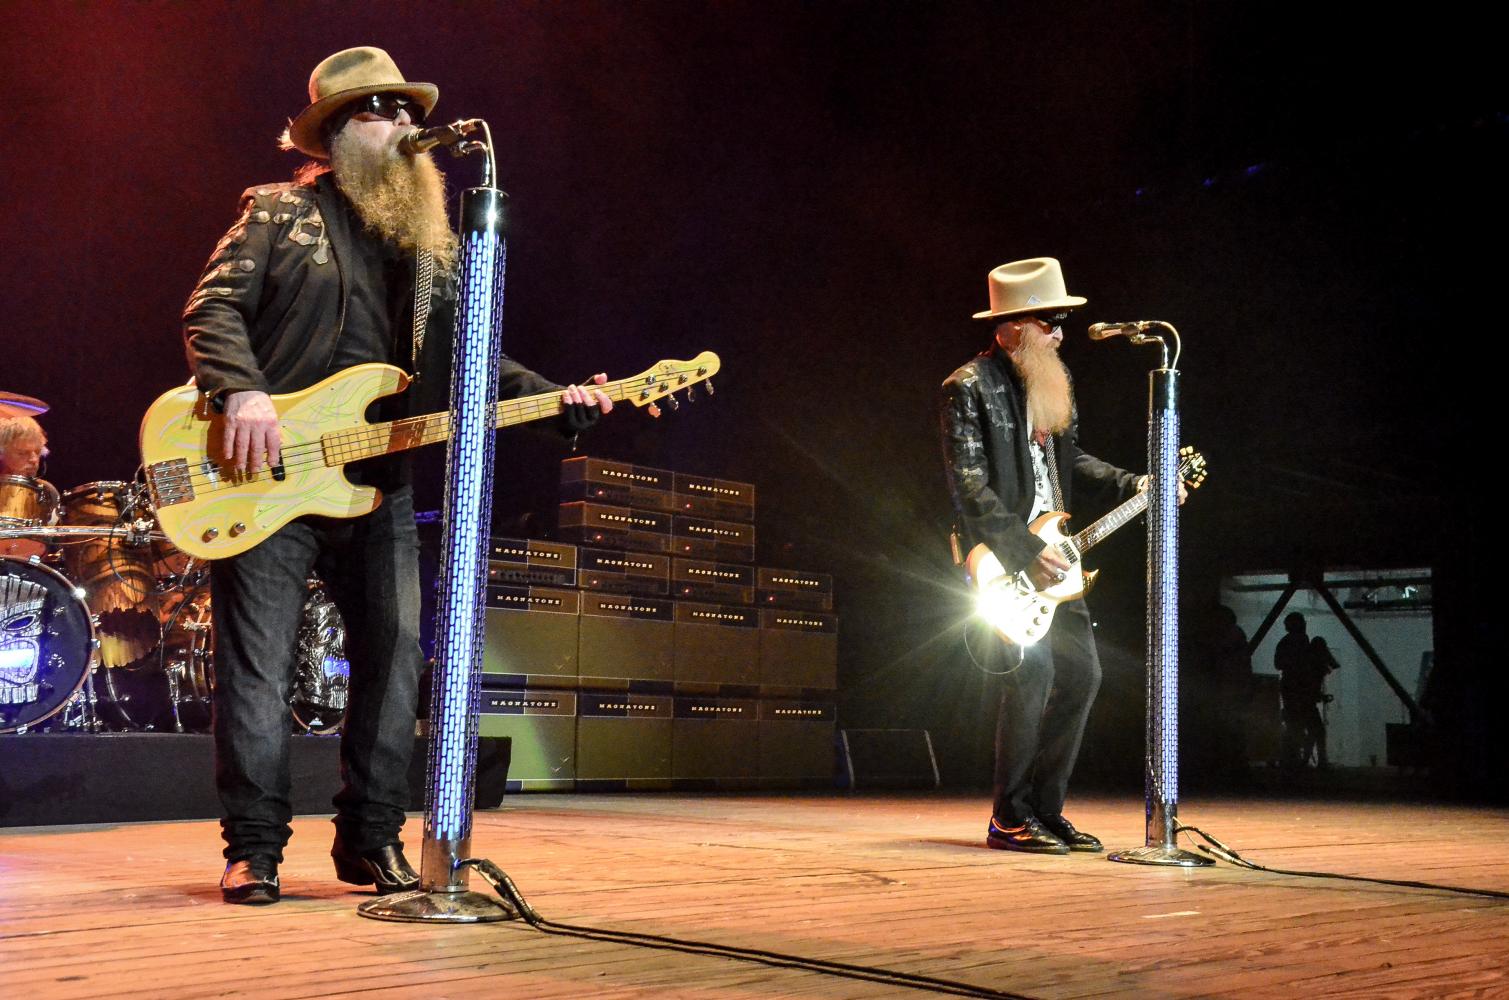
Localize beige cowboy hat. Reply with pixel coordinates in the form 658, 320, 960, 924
972, 257, 1087, 321
285, 46, 438, 159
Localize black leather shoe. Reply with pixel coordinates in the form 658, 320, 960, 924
221, 854, 280, 904
1038, 814, 1103, 852
986, 816, 1070, 854
331, 840, 420, 894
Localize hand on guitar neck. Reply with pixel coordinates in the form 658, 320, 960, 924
221, 373, 615, 475
1022, 474, 1184, 592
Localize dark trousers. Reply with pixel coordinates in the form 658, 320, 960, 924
992, 599, 1103, 824
210, 487, 423, 862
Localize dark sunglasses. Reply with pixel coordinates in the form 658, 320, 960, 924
353, 92, 428, 125
1028, 312, 1072, 329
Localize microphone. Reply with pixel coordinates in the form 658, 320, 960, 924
398, 119, 482, 155
1087, 320, 1154, 340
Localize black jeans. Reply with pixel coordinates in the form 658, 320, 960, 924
210, 487, 423, 862
992, 599, 1103, 825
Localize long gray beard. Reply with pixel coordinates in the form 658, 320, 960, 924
1013, 337, 1074, 436
330, 130, 459, 272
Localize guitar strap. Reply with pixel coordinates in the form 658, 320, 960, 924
410, 249, 435, 377
1043, 434, 1066, 512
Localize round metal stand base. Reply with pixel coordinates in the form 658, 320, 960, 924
357, 888, 517, 923
1107, 845, 1215, 867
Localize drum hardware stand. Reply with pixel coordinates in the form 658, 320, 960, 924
360, 119, 516, 923
1103, 322, 1212, 868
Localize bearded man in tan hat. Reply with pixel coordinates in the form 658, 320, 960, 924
939, 257, 1144, 855
184, 46, 612, 904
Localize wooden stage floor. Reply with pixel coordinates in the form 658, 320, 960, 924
3, 793, 1507, 998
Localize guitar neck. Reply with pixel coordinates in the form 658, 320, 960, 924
1070, 488, 1151, 555
320, 379, 636, 465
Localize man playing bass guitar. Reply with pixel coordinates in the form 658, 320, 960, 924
184, 47, 611, 904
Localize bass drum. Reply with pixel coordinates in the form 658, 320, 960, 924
0, 475, 59, 559
0, 556, 96, 733
57, 481, 160, 674
152, 579, 350, 734
290, 579, 349, 734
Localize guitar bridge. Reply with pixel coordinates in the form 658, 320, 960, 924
146, 458, 194, 508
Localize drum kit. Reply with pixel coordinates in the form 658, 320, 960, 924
0, 391, 349, 736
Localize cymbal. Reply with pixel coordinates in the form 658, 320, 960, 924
0, 391, 48, 419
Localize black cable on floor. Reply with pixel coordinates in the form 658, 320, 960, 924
1174, 824, 1509, 901
459, 858, 1038, 1000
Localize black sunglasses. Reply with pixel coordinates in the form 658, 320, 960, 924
1028, 312, 1073, 329
353, 92, 428, 125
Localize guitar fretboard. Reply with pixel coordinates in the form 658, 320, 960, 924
1072, 490, 1152, 554
316, 374, 655, 467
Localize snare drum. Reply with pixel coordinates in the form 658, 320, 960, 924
58, 481, 161, 671
0, 475, 59, 559
0, 556, 96, 733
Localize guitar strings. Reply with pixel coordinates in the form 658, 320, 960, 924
148, 365, 707, 500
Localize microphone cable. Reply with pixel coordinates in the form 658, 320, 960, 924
1174, 824, 1509, 901
459, 857, 1041, 999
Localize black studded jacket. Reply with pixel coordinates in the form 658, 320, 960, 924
939, 343, 1137, 575
182, 171, 560, 419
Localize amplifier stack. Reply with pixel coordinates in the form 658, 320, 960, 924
479, 456, 837, 791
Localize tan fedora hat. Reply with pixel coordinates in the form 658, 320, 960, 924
285, 46, 438, 159
972, 257, 1087, 321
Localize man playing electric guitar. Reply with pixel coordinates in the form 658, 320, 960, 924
184, 47, 612, 904
939, 257, 1181, 855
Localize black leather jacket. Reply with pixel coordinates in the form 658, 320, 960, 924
939, 344, 1136, 575
182, 172, 559, 418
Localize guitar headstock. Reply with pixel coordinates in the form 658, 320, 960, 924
621, 351, 721, 415
1178, 445, 1209, 490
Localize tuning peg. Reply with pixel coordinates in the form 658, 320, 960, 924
686, 386, 696, 402
705, 379, 714, 396
667, 392, 680, 411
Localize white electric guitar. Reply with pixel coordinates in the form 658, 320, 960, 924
964, 446, 1207, 646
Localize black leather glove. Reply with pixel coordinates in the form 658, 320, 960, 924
561, 397, 601, 435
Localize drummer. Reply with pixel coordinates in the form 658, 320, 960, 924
0, 416, 48, 478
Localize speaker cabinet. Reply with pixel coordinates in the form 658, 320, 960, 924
673, 696, 759, 788
483, 586, 580, 687
476, 688, 577, 791
673, 602, 759, 686
757, 699, 836, 788
578, 592, 675, 686
576, 691, 673, 789
758, 609, 838, 691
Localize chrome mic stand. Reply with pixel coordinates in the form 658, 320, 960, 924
1106, 323, 1211, 868
361, 121, 519, 922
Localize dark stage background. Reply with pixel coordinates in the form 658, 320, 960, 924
3, 2, 1500, 798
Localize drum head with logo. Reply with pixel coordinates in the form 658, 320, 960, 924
0, 557, 95, 733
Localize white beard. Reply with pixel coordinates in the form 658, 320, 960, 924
1012, 336, 1074, 436
329, 128, 458, 271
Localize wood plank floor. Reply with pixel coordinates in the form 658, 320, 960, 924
2, 793, 1507, 998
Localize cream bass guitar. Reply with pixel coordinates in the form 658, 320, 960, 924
140, 353, 719, 560
964, 446, 1207, 646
